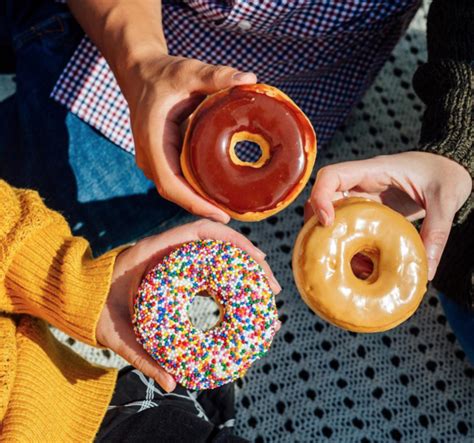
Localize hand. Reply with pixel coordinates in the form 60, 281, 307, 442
308, 151, 472, 280
120, 54, 257, 223
96, 219, 281, 392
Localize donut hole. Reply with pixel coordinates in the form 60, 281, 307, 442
187, 291, 222, 331
234, 141, 263, 163
229, 132, 271, 168
350, 249, 379, 282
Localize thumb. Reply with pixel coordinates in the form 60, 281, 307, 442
420, 201, 454, 281
194, 62, 257, 93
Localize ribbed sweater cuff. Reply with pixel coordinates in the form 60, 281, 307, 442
6, 227, 121, 346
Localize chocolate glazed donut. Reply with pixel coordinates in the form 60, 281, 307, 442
181, 84, 317, 221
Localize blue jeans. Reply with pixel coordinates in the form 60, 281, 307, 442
1, 0, 187, 255
439, 294, 474, 365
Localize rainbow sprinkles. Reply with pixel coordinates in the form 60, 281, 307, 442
133, 239, 279, 390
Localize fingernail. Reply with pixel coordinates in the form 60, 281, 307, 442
232, 72, 254, 82
317, 209, 328, 226
428, 259, 437, 281
163, 377, 176, 393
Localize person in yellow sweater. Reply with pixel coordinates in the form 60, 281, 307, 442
0, 179, 279, 442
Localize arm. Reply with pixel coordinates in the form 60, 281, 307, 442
66, 0, 256, 222
413, 0, 473, 223
66, 0, 167, 89
308, 0, 472, 282
0, 180, 118, 345
0, 179, 176, 389
0, 180, 280, 388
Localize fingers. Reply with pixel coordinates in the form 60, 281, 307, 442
194, 221, 282, 293
194, 220, 264, 257
193, 62, 257, 94
420, 201, 454, 281
132, 56, 257, 220
310, 163, 363, 226
310, 159, 390, 225
137, 220, 281, 294
116, 330, 177, 392
157, 172, 231, 223
257, 259, 282, 294
139, 107, 231, 223
97, 295, 177, 393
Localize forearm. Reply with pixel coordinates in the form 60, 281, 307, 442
0, 181, 120, 345
67, 0, 168, 93
412, 0, 473, 222
413, 0, 473, 159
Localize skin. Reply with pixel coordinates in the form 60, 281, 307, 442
96, 220, 281, 392
68, 0, 256, 223
308, 152, 472, 281
68, 4, 471, 341
68, 1, 472, 280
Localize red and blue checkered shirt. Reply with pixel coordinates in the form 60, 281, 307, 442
51, 0, 419, 155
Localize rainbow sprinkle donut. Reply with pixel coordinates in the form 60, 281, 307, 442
132, 239, 279, 390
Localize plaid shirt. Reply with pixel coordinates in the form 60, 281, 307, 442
52, 0, 419, 155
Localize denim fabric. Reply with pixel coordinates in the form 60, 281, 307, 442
439, 293, 474, 365
0, 0, 186, 255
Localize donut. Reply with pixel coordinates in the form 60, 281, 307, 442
292, 198, 428, 333
132, 240, 279, 390
181, 84, 317, 221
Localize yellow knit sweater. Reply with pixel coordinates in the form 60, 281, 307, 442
0, 180, 121, 441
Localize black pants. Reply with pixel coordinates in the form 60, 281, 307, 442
96, 367, 248, 443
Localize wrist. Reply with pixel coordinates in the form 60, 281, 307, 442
95, 3, 168, 90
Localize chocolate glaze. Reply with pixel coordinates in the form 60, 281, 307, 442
186, 87, 308, 214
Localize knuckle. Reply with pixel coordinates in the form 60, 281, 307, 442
162, 58, 191, 90
202, 65, 229, 86
316, 165, 332, 180
216, 65, 234, 77
186, 58, 203, 72
164, 58, 187, 76
427, 229, 449, 245
130, 354, 146, 372
202, 67, 220, 84
209, 68, 221, 83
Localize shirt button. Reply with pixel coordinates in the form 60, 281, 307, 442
238, 20, 252, 31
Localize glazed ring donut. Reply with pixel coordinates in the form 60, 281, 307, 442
132, 240, 279, 390
181, 84, 317, 221
292, 198, 428, 333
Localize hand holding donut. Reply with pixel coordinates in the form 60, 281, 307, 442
96, 220, 281, 392
308, 152, 472, 280
181, 84, 317, 221
119, 53, 257, 223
